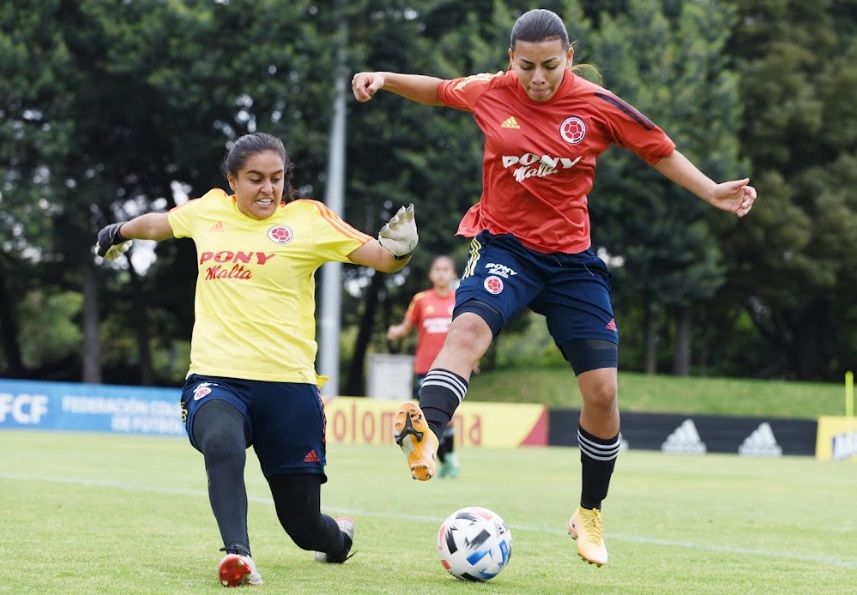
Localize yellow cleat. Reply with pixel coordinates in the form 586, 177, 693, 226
568, 507, 608, 566
393, 400, 439, 481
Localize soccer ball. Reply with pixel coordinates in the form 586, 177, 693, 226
437, 506, 512, 582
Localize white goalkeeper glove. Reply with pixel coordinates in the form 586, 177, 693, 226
95, 222, 133, 261
378, 204, 418, 260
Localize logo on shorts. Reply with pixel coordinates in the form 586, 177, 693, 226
485, 262, 517, 278
484, 276, 504, 295
303, 449, 320, 463
560, 117, 586, 144
267, 225, 293, 244
193, 383, 214, 401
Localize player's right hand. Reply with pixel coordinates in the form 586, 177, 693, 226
352, 72, 384, 102
378, 204, 418, 260
95, 222, 132, 260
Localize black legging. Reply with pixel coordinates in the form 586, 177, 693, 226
192, 400, 344, 557
267, 474, 344, 555
192, 400, 251, 554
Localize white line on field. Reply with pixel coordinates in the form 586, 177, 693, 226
3, 473, 856, 569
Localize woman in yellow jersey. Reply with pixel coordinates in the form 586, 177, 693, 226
95, 132, 418, 587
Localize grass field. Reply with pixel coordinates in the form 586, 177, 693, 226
3, 430, 855, 594
466, 369, 848, 418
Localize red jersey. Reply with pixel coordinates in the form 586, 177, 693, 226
438, 70, 676, 254
404, 288, 456, 374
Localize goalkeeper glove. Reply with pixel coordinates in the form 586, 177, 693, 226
96, 222, 132, 260
378, 204, 418, 260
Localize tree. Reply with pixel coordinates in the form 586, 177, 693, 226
586, 0, 746, 375
722, 0, 857, 379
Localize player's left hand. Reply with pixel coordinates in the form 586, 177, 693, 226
378, 204, 418, 260
711, 178, 757, 218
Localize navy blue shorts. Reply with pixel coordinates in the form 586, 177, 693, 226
456, 232, 618, 345
180, 374, 328, 480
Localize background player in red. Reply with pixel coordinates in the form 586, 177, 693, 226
352, 8, 756, 567
387, 254, 471, 479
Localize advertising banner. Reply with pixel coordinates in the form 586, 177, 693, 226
0, 379, 184, 436
815, 416, 857, 461
548, 409, 817, 456
324, 397, 548, 448
0, 379, 547, 447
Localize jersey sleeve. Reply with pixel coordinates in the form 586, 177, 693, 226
305, 200, 372, 261
593, 90, 676, 164
438, 71, 506, 112
167, 189, 225, 238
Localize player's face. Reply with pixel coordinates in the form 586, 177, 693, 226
228, 150, 286, 220
508, 39, 573, 103
429, 258, 456, 289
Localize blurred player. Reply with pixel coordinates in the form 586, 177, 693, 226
95, 132, 418, 586
352, 8, 756, 567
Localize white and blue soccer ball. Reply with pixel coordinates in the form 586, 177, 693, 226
437, 506, 512, 582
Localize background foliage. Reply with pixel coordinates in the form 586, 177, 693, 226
2, 0, 856, 388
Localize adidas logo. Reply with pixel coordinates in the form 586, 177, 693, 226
661, 419, 706, 455
739, 422, 782, 457
500, 116, 520, 129
606, 318, 617, 332
303, 449, 320, 463
210, 221, 224, 232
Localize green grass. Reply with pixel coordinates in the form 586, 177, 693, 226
466, 369, 847, 418
3, 431, 856, 594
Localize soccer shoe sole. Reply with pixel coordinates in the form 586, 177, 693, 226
393, 400, 438, 481
218, 554, 262, 587
568, 514, 608, 567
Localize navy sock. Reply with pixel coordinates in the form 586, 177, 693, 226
417, 369, 468, 439
578, 425, 621, 510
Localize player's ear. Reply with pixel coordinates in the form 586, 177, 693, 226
227, 175, 236, 191
566, 47, 575, 69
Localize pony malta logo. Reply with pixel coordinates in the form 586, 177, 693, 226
199, 251, 276, 280
502, 152, 582, 182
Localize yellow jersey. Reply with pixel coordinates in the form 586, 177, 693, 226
168, 189, 371, 383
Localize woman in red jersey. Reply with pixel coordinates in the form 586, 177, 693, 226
95, 132, 418, 586
352, 8, 755, 567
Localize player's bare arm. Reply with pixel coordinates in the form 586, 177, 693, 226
349, 240, 410, 273
118, 212, 175, 241
95, 212, 174, 260
351, 72, 444, 106
653, 150, 757, 217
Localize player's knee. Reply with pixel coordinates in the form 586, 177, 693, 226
453, 299, 503, 337
192, 401, 248, 459
580, 374, 618, 413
